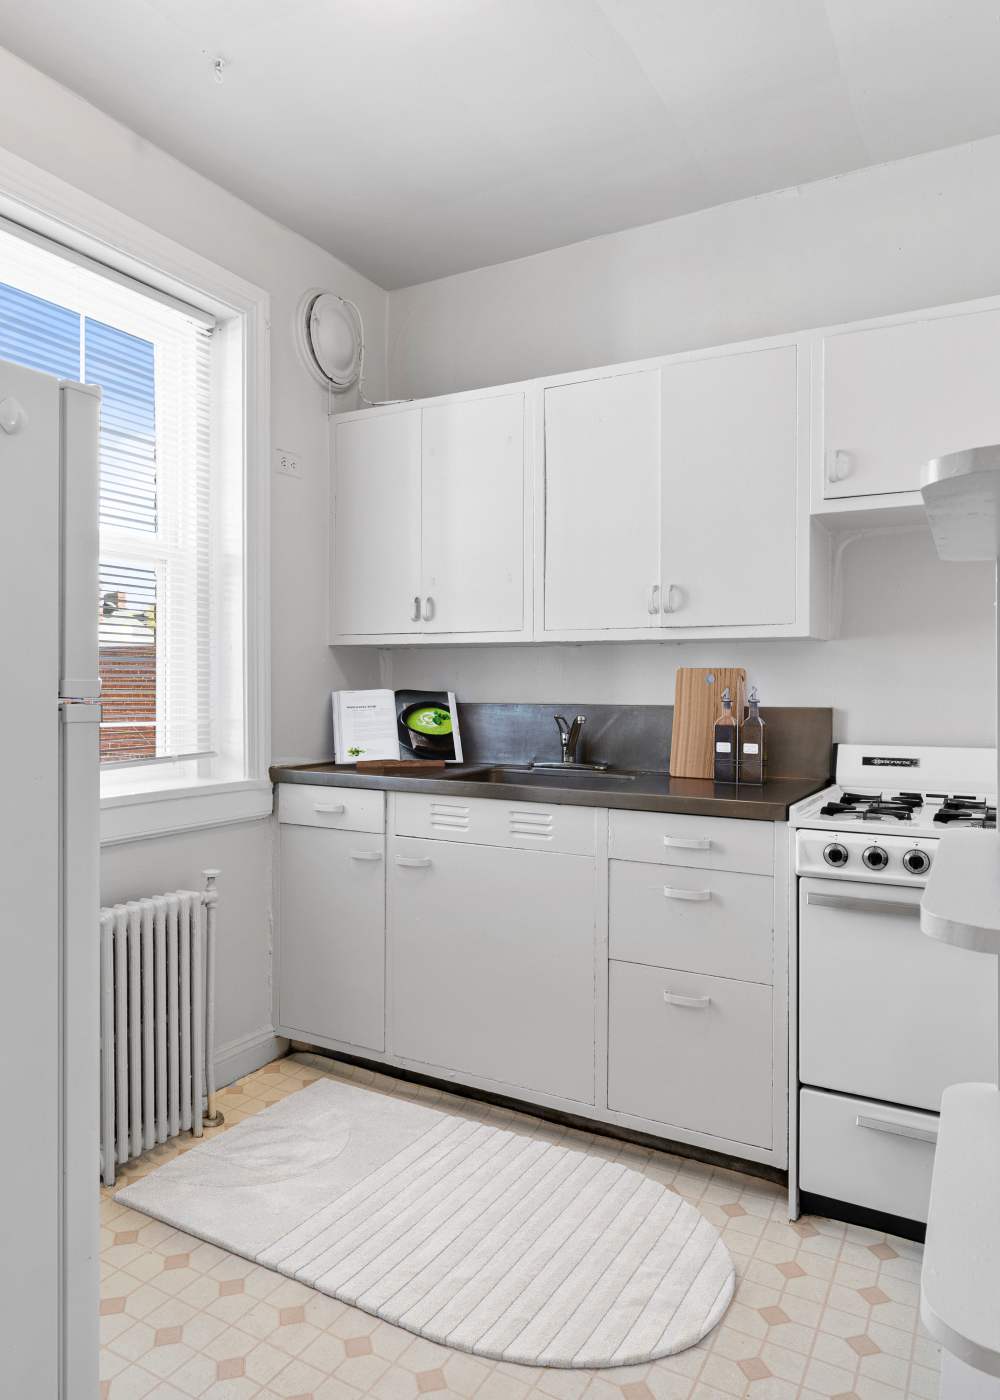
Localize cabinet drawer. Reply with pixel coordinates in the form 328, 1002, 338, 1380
610, 861, 772, 983
608, 960, 772, 1148
278, 783, 384, 833
799, 1088, 937, 1224
610, 810, 773, 874
393, 791, 597, 855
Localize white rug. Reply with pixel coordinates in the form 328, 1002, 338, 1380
118, 1077, 734, 1368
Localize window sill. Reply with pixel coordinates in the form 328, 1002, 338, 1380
100, 778, 274, 846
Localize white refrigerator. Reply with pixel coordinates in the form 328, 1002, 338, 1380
0, 357, 100, 1398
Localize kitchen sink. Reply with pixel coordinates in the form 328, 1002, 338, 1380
444, 765, 640, 786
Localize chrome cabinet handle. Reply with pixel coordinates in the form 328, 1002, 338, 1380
395, 856, 432, 868
663, 885, 712, 902
805, 891, 916, 916
411, 596, 422, 622
423, 595, 436, 622
647, 583, 660, 615
663, 991, 711, 1009
350, 850, 382, 862
663, 835, 712, 851
856, 1113, 937, 1144
313, 803, 346, 815
662, 583, 682, 613
827, 448, 852, 483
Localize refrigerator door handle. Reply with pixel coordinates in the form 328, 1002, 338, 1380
59, 382, 101, 701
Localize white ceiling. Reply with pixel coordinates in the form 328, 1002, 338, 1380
3, 0, 1000, 289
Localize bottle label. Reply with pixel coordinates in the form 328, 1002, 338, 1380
743, 742, 759, 754
715, 741, 732, 753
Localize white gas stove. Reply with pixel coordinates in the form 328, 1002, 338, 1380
789, 743, 998, 1230
792, 744, 996, 885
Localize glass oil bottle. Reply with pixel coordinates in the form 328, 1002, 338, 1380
740, 685, 766, 785
713, 687, 738, 783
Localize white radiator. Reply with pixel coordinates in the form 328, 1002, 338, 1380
99, 870, 220, 1186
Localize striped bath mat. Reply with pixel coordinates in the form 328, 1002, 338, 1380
118, 1077, 733, 1367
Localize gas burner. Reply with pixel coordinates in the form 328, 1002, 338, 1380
819, 792, 920, 820
933, 800, 998, 829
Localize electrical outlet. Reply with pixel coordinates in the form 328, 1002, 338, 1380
274, 447, 302, 479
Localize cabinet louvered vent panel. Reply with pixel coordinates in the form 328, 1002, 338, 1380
429, 802, 471, 832
509, 809, 555, 842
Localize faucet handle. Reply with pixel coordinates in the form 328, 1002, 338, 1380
554, 714, 570, 737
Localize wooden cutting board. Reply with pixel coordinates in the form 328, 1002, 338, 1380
670, 667, 746, 779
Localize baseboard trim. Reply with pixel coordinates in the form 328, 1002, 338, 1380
214, 1028, 288, 1087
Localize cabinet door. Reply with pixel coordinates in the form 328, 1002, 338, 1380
544, 370, 661, 631
421, 394, 524, 633
389, 837, 596, 1103
659, 346, 797, 628
278, 826, 385, 1051
332, 410, 421, 635
824, 307, 1000, 499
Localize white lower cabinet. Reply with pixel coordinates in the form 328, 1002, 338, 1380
278, 824, 386, 1052
275, 783, 785, 1167
388, 835, 597, 1104
608, 960, 773, 1149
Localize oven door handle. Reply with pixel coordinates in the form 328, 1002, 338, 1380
804, 890, 918, 916
856, 1112, 938, 1144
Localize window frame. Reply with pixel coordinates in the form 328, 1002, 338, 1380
0, 151, 272, 843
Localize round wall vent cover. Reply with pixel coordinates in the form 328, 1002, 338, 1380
296, 289, 362, 389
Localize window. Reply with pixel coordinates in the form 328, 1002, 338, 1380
0, 219, 260, 821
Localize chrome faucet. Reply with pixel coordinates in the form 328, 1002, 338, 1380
554, 714, 586, 764
530, 715, 609, 771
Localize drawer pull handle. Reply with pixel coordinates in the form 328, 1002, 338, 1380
663, 991, 712, 1009
395, 856, 432, 869
313, 803, 346, 815
663, 885, 711, 901
856, 1113, 938, 1144
350, 850, 382, 862
663, 835, 712, 851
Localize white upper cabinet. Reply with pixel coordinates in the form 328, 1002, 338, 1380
421, 394, 524, 633
659, 345, 797, 628
331, 393, 526, 641
332, 410, 421, 636
544, 370, 661, 631
822, 305, 1000, 500
542, 347, 805, 637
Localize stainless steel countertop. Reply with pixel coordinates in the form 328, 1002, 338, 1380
269, 762, 827, 821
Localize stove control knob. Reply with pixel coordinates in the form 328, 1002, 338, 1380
823, 842, 849, 867
902, 848, 931, 875
863, 845, 889, 871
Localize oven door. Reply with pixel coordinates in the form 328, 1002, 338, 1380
799, 877, 996, 1110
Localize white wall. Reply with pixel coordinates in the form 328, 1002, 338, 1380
0, 46, 387, 1071
385, 137, 1000, 746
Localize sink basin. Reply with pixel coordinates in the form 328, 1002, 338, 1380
444, 765, 640, 786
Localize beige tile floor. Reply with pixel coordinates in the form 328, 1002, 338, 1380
100, 1054, 939, 1400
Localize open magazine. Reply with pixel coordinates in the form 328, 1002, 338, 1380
332, 689, 463, 764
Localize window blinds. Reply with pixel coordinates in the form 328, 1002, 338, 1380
0, 222, 216, 765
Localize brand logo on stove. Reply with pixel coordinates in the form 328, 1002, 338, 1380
861, 756, 920, 767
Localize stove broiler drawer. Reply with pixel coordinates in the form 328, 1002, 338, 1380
799, 1088, 938, 1224
798, 878, 996, 1111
